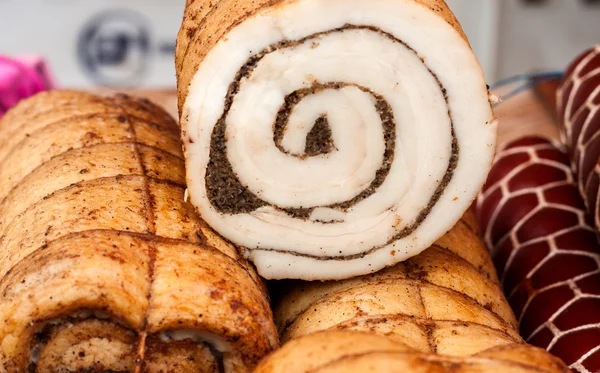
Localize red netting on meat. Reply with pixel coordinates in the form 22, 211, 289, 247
558, 45, 600, 233
476, 136, 600, 372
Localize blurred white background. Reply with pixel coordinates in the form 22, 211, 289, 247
1, 0, 599, 88
0, 0, 185, 88
447, 0, 600, 82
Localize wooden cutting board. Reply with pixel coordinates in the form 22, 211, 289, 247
493, 78, 562, 147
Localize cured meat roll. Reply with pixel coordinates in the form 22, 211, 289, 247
0, 91, 278, 372
476, 136, 600, 372
256, 213, 568, 372
255, 331, 568, 373
558, 45, 600, 230
176, 0, 497, 280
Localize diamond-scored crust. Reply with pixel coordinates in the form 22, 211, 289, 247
0, 90, 278, 372
255, 330, 568, 373
267, 211, 566, 372
274, 214, 518, 347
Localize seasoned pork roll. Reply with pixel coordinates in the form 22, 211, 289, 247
176, 0, 497, 280
255, 213, 568, 372
0, 91, 278, 372
256, 331, 567, 373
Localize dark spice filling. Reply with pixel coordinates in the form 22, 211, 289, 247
210, 344, 225, 373
205, 24, 458, 260
273, 87, 338, 158
304, 115, 334, 156
271, 81, 396, 218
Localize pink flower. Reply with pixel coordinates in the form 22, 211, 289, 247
0, 55, 56, 118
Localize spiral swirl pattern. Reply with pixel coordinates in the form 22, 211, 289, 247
177, 0, 497, 280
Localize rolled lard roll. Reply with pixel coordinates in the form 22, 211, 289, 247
558, 45, 600, 230
476, 136, 600, 372
256, 213, 568, 372
176, 0, 497, 280
0, 91, 278, 372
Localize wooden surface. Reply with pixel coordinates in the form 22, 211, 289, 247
494, 89, 560, 147
533, 79, 561, 121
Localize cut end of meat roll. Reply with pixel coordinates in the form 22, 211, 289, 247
27, 318, 137, 373
0, 91, 278, 372
177, 0, 497, 280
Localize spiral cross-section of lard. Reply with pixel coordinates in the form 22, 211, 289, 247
176, 0, 497, 280
258, 213, 568, 372
0, 91, 278, 372
476, 136, 600, 373
558, 45, 600, 231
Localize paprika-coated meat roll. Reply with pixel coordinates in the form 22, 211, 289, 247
259, 213, 568, 372
558, 45, 600, 230
176, 0, 497, 280
476, 136, 600, 372
0, 91, 278, 372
